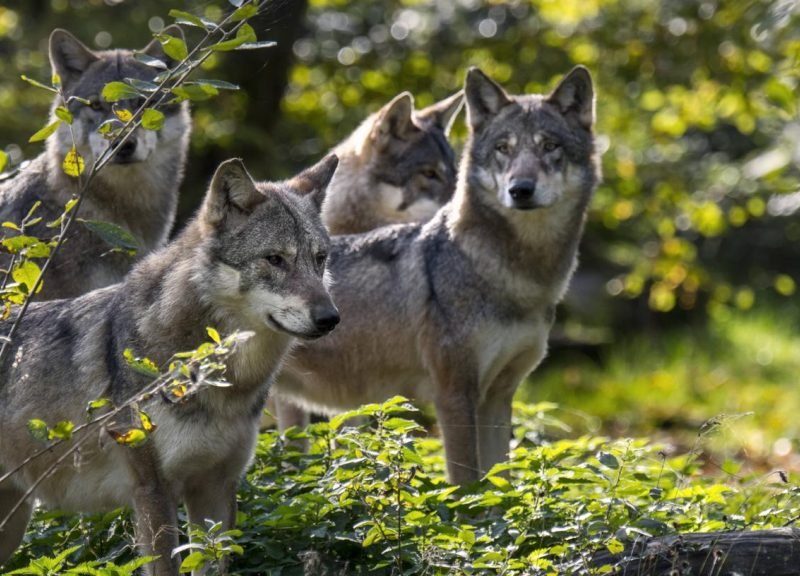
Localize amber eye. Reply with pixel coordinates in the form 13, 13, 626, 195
495, 141, 510, 155
265, 255, 285, 267
89, 100, 103, 111
542, 141, 560, 152
421, 168, 439, 180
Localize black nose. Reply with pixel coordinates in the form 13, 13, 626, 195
312, 305, 340, 333
508, 179, 536, 202
117, 139, 137, 159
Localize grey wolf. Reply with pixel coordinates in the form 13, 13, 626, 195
271, 90, 462, 430
0, 155, 339, 574
321, 90, 463, 235
0, 27, 191, 300
273, 67, 600, 485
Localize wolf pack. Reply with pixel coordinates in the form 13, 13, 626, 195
0, 25, 600, 575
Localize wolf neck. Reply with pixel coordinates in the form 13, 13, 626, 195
129, 222, 293, 393
446, 156, 594, 296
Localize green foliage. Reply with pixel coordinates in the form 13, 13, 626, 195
8, 398, 800, 575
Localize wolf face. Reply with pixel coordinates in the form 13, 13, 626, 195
202, 156, 340, 340
464, 67, 595, 212
46, 27, 189, 173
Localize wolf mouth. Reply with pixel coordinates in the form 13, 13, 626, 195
267, 314, 326, 340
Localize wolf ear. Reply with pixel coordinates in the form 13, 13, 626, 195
142, 25, 185, 69
464, 67, 511, 131
49, 29, 98, 87
289, 154, 339, 213
417, 90, 464, 136
373, 92, 416, 144
547, 66, 595, 130
204, 159, 264, 228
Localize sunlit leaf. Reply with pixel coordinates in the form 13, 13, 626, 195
12, 260, 42, 294
157, 33, 189, 61
168, 9, 206, 28
122, 348, 160, 378
27, 418, 49, 442
114, 108, 133, 122
28, 119, 62, 143
209, 23, 257, 52
102, 81, 139, 103
207, 326, 221, 344
231, 3, 258, 22
54, 106, 73, 124
0, 150, 7, 173
141, 108, 165, 130
20, 74, 58, 93
62, 147, 85, 177
108, 428, 148, 447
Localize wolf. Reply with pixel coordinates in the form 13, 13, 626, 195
273, 67, 600, 485
271, 90, 462, 430
0, 27, 191, 300
321, 90, 463, 235
0, 155, 339, 575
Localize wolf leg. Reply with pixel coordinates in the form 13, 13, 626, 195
0, 485, 33, 566
476, 385, 514, 476
184, 475, 238, 576
127, 447, 180, 576
428, 352, 481, 485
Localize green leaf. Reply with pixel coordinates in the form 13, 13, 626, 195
79, 219, 139, 252
20, 74, 58, 93
179, 552, 207, 573
101, 81, 139, 103
193, 79, 240, 90
207, 327, 221, 344
126, 78, 159, 92
141, 108, 165, 131
54, 106, 73, 124
168, 9, 206, 28
109, 427, 148, 447
209, 23, 257, 52
0, 150, 7, 173
171, 84, 219, 102
122, 348, 160, 378
157, 33, 189, 61
12, 260, 42, 294
2, 235, 50, 258
598, 451, 620, 469
27, 418, 49, 442
87, 398, 112, 414
28, 119, 62, 143
231, 3, 258, 22
62, 147, 85, 177
50, 420, 75, 441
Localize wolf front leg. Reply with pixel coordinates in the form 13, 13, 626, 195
127, 446, 180, 576
0, 484, 33, 566
184, 469, 240, 576
429, 351, 481, 485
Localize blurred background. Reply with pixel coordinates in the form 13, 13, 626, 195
1, 0, 799, 469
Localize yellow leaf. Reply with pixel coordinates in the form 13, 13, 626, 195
114, 108, 133, 122
62, 147, 85, 178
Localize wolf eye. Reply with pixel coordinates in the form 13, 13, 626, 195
495, 141, 510, 155
542, 141, 560, 152
265, 255, 285, 267
315, 253, 328, 268
421, 168, 439, 180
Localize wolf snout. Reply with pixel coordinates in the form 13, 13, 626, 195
508, 179, 536, 202
311, 303, 340, 334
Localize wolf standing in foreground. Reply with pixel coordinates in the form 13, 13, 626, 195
274, 67, 600, 484
0, 27, 191, 300
0, 155, 339, 575
271, 90, 462, 430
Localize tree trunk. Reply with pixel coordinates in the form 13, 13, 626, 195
590, 528, 800, 575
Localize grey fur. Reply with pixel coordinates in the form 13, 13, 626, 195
0, 28, 191, 300
0, 156, 338, 574
273, 67, 600, 485
321, 91, 462, 235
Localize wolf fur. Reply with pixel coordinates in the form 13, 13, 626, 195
0, 155, 339, 574
322, 91, 462, 235
271, 91, 462, 430
273, 67, 600, 485
0, 27, 191, 300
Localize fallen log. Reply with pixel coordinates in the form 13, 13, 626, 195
590, 527, 800, 575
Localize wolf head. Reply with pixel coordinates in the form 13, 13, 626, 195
200, 156, 340, 340
326, 91, 462, 233
462, 67, 597, 212
46, 27, 190, 174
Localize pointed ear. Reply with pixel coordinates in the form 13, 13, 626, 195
204, 159, 264, 228
289, 154, 339, 212
142, 25, 185, 69
417, 90, 464, 136
49, 29, 98, 87
547, 66, 595, 130
373, 92, 416, 144
464, 67, 511, 132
